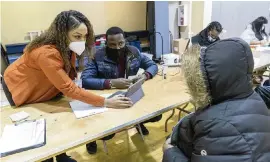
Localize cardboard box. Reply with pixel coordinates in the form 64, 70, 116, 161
173, 38, 190, 54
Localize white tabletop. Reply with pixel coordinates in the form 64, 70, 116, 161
253, 49, 270, 71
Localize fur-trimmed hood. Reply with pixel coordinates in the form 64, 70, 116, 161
182, 38, 254, 109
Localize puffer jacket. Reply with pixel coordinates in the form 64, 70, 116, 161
163, 38, 270, 162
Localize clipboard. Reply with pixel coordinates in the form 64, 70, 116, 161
0, 119, 46, 157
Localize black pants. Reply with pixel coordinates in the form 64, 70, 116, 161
101, 114, 163, 141
2, 77, 15, 106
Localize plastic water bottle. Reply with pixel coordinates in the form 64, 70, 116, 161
162, 64, 168, 79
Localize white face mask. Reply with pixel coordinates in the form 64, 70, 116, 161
69, 41, 85, 56
208, 36, 216, 42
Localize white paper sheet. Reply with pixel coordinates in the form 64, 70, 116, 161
255, 47, 270, 52
9, 111, 29, 122
0, 119, 45, 156
254, 57, 260, 67
69, 94, 112, 119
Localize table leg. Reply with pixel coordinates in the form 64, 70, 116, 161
126, 130, 131, 153
164, 109, 175, 132
103, 140, 108, 155
136, 124, 145, 141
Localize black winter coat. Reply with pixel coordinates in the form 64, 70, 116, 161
163, 38, 270, 162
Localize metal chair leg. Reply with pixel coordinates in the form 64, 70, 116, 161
165, 109, 175, 132
178, 103, 189, 121
103, 140, 108, 154
136, 124, 145, 141
178, 110, 182, 121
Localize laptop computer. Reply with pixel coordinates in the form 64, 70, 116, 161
108, 78, 145, 104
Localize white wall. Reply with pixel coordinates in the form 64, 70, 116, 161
179, 1, 190, 39
1, 1, 146, 45
168, 1, 205, 43
168, 1, 180, 39
203, 0, 212, 28
191, 1, 204, 36
211, 1, 270, 38
178, 1, 205, 39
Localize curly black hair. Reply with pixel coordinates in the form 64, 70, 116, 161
206, 21, 223, 33
25, 10, 94, 73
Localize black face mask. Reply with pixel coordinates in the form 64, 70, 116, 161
106, 47, 126, 62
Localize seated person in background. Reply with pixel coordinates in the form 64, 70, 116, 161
191, 21, 223, 47
162, 38, 270, 162
241, 16, 269, 85
81, 26, 161, 154
241, 16, 268, 45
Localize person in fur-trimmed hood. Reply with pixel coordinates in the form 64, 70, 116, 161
162, 38, 270, 162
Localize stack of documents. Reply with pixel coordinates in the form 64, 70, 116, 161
0, 119, 46, 157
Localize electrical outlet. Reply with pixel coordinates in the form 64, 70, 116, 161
24, 35, 31, 41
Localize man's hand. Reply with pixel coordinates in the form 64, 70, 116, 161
163, 137, 174, 152
131, 74, 148, 84
111, 78, 132, 89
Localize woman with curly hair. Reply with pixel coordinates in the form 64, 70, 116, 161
2, 10, 132, 162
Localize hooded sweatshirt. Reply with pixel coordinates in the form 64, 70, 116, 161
163, 38, 270, 162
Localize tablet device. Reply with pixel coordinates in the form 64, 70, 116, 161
108, 78, 145, 104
